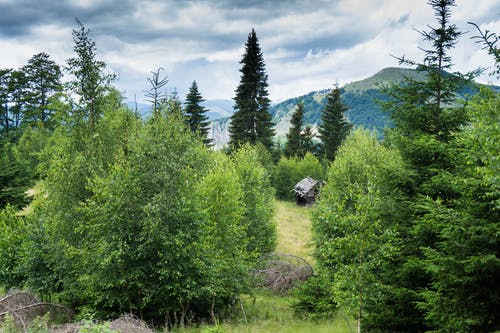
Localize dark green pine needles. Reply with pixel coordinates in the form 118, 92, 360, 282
229, 29, 275, 150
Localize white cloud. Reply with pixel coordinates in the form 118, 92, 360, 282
0, 0, 499, 103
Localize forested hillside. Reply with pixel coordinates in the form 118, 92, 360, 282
210, 66, 493, 147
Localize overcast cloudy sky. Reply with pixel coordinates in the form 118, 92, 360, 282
1, 0, 499, 103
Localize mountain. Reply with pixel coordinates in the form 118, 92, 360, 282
208, 67, 491, 148
203, 99, 234, 121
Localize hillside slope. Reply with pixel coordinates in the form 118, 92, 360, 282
208, 67, 486, 148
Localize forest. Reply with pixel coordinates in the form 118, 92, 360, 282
0, 1, 499, 332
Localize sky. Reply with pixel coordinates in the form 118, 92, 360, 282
1, 0, 500, 104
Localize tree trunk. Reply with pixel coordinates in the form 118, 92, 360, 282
357, 307, 362, 333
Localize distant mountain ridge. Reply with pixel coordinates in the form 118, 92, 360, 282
208, 67, 435, 148
130, 67, 492, 149
207, 66, 499, 148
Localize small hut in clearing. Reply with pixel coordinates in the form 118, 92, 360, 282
293, 177, 323, 205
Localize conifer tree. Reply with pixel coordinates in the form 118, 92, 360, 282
229, 29, 274, 150
301, 125, 317, 155
369, 1, 477, 331
184, 80, 212, 146
284, 102, 304, 157
8, 70, 28, 130
22, 52, 62, 128
318, 86, 351, 161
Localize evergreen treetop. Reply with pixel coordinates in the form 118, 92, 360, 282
184, 80, 212, 147
318, 86, 352, 161
284, 101, 305, 157
229, 29, 275, 150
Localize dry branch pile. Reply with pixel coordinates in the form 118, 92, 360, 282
0, 291, 73, 332
51, 315, 154, 333
253, 252, 313, 294
109, 314, 153, 333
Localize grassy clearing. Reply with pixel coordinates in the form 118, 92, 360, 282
274, 200, 314, 264
172, 293, 355, 333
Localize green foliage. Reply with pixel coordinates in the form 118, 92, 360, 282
416, 88, 500, 332
27, 100, 254, 324
318, 86, 352, 161
0, 141, 31, 209
21, 52, 63, 129
284, 102, 305, 157
273, 153, 324, 200
312, 129, 406, 331
184, 81, 212, 146
367, 2, 495, 332
232, 144, 277, 258
0, 313, 17, 333
229, 29, 275, 150
65, 19, 115, 130
291, 273, 336, 317
0, 205, 27, 289
195, 152, 249, 303
16, 125, 51, 178
79, 320, 118, 333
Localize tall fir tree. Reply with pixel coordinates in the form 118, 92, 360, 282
229, 29, 274, 150
284, 101, 304, 157
301, 125, 317, 156
368, 1, 478, 331
184, 80, 212, 146
318, 85, 352, 161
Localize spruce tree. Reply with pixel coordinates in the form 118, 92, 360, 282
229, 29, 274, 150
184, 80, 212, 146
301, 125, 317, 155
284, 102, 304, 157
368, 1, 477, 331
318, 86, 351, 161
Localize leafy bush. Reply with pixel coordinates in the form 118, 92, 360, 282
233, 144, 277, 259
272, 153, 324, 200
291, 274, 337, 317
0, 206, 27, 289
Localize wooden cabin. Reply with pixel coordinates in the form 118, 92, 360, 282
293, 177, 323, 205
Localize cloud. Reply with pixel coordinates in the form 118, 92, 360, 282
0, 0, 499, 103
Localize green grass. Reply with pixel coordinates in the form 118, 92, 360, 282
172, 293, 355, 333
274, 200, 314, 264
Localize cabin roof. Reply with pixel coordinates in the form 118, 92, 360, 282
293, 177, 322, 197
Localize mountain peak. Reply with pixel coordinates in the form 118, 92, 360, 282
343, 67, 426, 93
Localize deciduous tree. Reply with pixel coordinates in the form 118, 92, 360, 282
66, 19, 115, 130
